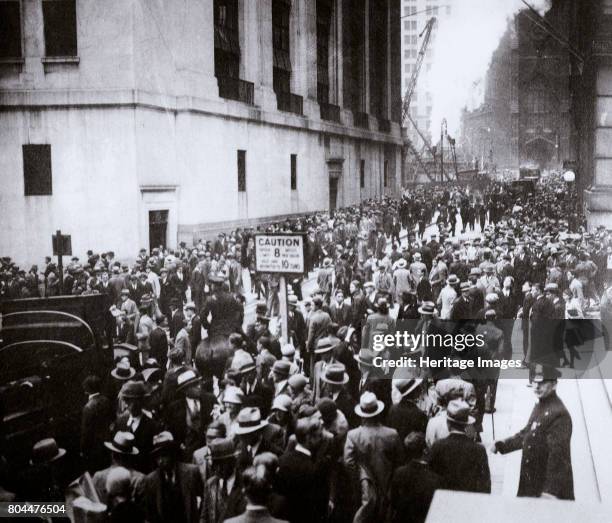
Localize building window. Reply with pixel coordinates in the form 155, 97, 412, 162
0, 1, 22, 58
272, 0, 291, 95
43, 0, 77, 57
237, 150, 246, 192
383, 160, 389, 188
23, 145, 52, 196
290, 154, 297, 190
412, 35, 417, 45
360, 159, 365, 188
410, 6, 416, 15
411, 21, 417, 30
214, 0, 240, 79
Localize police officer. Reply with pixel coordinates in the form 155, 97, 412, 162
492, 365, 574, 500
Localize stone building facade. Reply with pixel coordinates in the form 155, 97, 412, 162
0, 0, 402, 264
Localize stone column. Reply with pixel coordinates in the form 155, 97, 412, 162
172, 0, 219, 99
291, 0, 318, 117
585, 0, 612, 230
252, 0, 277, 111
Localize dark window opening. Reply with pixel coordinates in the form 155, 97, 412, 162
0, 1, 22, 58
316, 0, 332, 105
237, 150, 246, 192
214, 0, 240, 78
343, 0, 365, 113
383, 160, 389, 187
23, 145, 52, 196
290, 154, 297, 190
43, 0, 77, 57
272, 0, 292, 95
360, 159, 365, 188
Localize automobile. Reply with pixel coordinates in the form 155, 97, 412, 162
0, 294, 112, 467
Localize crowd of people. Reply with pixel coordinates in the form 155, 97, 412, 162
0, 173, 611, 522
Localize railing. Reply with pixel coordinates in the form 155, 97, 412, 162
217, 76, 255, 105
353, 111, 369, 129
277, 91, 303, 115
378, 118, 391, 133
320, 102, 341, 123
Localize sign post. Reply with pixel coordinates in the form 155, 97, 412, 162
52, 230, 72, 295
254, 233, 306, 343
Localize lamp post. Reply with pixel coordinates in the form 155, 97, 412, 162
563, 170, 576, 231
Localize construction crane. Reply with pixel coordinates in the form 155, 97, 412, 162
400, 17, 437, 183
401, 17, 436, 126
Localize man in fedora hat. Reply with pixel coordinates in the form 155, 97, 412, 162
392, 258, 412, 303
235, 407, 282, 468
320, 362, 356, 427
201, 274, 243, 345
354, 348, 392, 410
114, 381, 159, 472
344, 392, 404, 520
312, 336, 339, 402
492, 364, 574, 500
81, 374, 113, 473
450, 282, 473, 320
142, 431, 203, 523
270, 360, 291, 398
330, 289, 351, 327
306, 297, 332, 377
430, 399, 491, 493
20, 438, 67, 502
202, 439, 244, 523
387, 378, 427, 441
437, 274, 458, 320
165, 369, 216, 458
92, 431, 145, 504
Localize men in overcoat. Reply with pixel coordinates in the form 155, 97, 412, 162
493, 365, 574, 500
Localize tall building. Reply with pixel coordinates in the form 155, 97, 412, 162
460, 2, 573, 172
0, 0, 402, 264
400, 0, 453, 146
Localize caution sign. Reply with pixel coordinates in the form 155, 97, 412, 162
255, 234, 305, 274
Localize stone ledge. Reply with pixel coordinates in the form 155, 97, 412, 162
0, 88, 403, 145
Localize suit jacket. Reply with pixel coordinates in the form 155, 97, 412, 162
225, 507, 288, 523
496, 392, 574, 499
344, 424, 404, 494
277, 450, 328, 523
306, 309, 332, 353
142, 463, 203, 523
114, 411, 159, 472
149, 327, 169, 369
450, 297, 473, 321
81, 394, 113, 468
389, 460, 441, 523
386, 400, 428, 441
430, 432, 491, 493
330, 302, 351, 327
201, 474, 245, 523
170, 309, 185, 340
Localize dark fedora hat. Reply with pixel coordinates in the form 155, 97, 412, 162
120, 380, 149, 399
30, 438, 66, 465
209, 438, 237, 461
